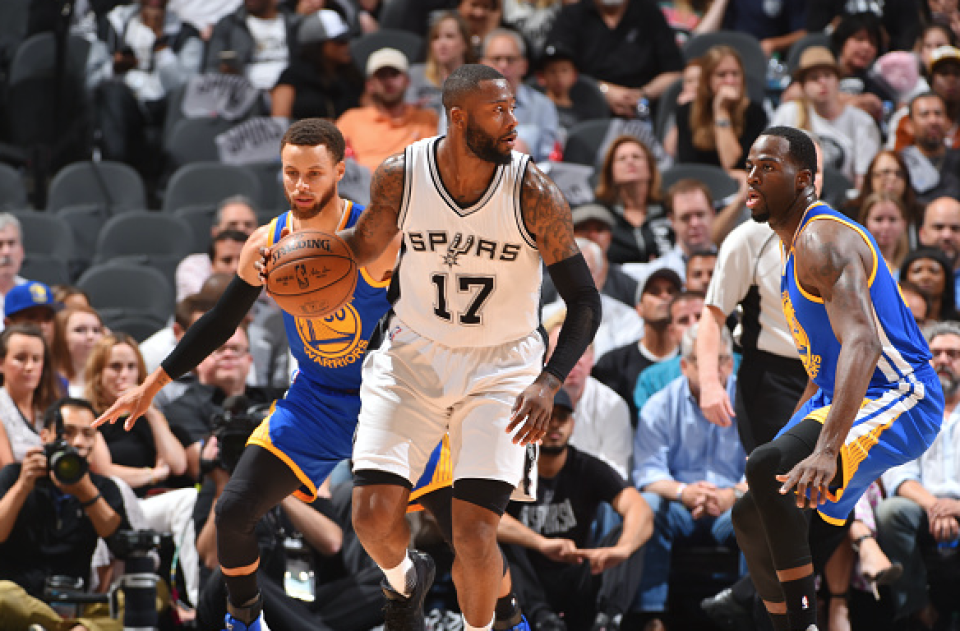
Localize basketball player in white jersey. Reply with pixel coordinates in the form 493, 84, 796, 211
336, 64, 602, 631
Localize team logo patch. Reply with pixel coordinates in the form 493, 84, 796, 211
442, 233, 475, 268
782, 290, 821, 379
295, 304, 367, 367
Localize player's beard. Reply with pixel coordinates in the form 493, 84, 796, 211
939, 366, 959, 399
540, 442, 568, 456
288, 186, 336, 221
465, 119, 512, 166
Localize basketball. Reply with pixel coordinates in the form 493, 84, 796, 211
265, 230, 358, 318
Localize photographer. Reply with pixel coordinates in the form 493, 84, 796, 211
0, 398, 129, 631
193, 399, 384, 630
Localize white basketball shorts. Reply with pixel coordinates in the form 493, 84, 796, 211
352, 315, 544, 500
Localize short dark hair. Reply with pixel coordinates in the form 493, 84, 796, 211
830, 12, 883, 57
761, 126, 818, 177
441, 64, 505, 114
280, 118, 345, 162
669, 290, 706, 321
665, 178, 714, 215
208, 229, 248, 261
43, 397, 98, 431
909, 91, 945, 118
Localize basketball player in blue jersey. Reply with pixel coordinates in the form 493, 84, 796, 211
93, 118, 401, 631
731, 126, 944, 631
338, 64, 602, 631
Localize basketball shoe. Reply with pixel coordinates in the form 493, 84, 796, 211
381, 549, 436, 631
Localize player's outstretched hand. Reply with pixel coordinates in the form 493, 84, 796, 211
507, 373, 560, 446
776, 451, 837, 509
93, 381, 156, 431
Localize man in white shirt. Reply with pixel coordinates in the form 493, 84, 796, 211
877, 321, 960, 625
546, 323, 632, 479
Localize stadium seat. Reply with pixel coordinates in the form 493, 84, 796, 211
244, 161, 288, 212
164, 117, 235, 171
350, 29, 425, 74
0, 164, 28, 210
162, 162, 261, 212
822, 167, 856, 212
4, 33, 94, 202
77, 264, 175, 325
0, 0, 30, 77
56, 204, 109, 279
9, 209, 75, 264
100, 312, 167, 343
93, 211, 193, 289
654, 78, 683, 144
47, 160, 147, 213
20, 254, 72, 286
172, 204, 218, 253
661, 163, 739, 208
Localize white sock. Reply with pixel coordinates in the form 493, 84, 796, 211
382, 553, 415, 597
463, 614, 495, 631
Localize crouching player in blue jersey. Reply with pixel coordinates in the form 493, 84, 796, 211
733, 126, 944, 631
94, 118, 401, 631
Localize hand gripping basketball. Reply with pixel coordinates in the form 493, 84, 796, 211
264, 230, 358, 318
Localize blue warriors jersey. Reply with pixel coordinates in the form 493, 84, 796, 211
267, 206, 392, 392
781, 202, 932, 396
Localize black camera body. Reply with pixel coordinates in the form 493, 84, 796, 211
43, 438, 88, 485
205, 398, 270, 475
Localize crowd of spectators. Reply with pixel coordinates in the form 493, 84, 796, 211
2, 0, 960, 630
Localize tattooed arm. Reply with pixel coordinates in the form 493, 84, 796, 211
339, 153, 403, 268
777, 221, 882, 508
507, 163, 602, 446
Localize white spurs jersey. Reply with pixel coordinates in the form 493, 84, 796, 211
394, 137, 542, 348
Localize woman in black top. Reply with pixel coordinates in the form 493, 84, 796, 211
594, 135, 674, 264
675, 44, 767, 171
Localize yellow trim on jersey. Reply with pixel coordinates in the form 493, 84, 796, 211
407, 436, 454, 513
801, 398, 899, 508
246, 405, 320, 501
790, 213, 879, 305
816, 511, 848, 526
266, 217, 280, 247
361, 267, 391, 288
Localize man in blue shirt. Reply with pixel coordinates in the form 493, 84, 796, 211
632, 323, 746, 615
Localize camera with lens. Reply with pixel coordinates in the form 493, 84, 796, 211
202, 396, 269, 475
107, 529, 170, 630
44, 438, 88, 485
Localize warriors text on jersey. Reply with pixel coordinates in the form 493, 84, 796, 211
395, 136, 542, 347
781, 201, 932, 396
268, 205, 391, 392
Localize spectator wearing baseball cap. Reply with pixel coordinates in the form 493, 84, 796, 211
537, 42, 611, 135
272, 9, 364, 120
591, 267, 682, 423
336, 47, 439, 172
3, 281, 60, 345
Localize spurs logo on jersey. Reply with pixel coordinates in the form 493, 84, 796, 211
396, 137, 542, 347
406, 230, 523, 266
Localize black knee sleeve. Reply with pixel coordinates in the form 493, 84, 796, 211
732, 491, 784, 605
453, 478, 515, 516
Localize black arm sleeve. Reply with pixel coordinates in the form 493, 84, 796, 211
160, 275, 262, 380
543, 253, 602, 382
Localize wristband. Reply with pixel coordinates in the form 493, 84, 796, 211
80, 492, 102, 508
715, 119, 732, 128
734, 487, 745, 501
676, 483, 687, 502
